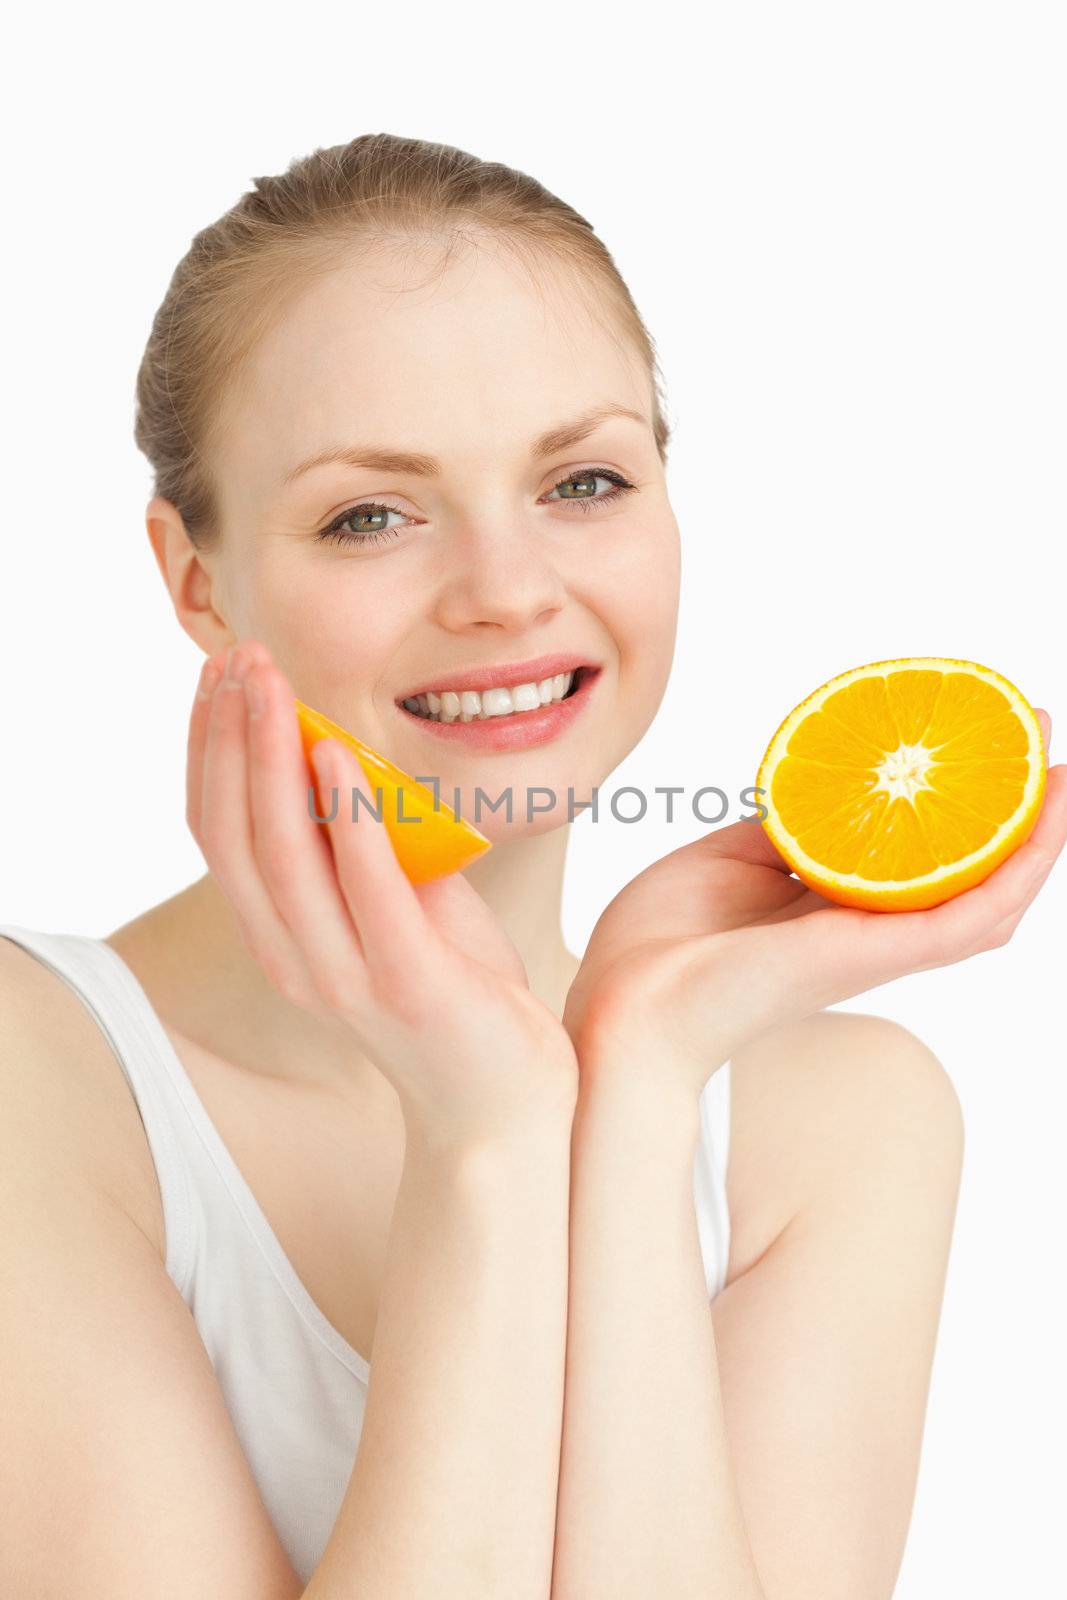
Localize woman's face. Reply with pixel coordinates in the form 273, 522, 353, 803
199, 238, 680, 840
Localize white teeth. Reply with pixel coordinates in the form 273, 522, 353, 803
483, 684, 518, 716
402, 670, 579, 722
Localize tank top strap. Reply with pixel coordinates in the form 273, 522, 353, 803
0, 923, 195, 1292
695, 1058, 732, 1299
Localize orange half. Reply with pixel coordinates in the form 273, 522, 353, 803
756, 658, 1046, 911
294, 699, 492, 884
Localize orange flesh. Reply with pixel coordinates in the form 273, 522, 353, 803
757, 662, 1045, 909
775, 671, 1030, 880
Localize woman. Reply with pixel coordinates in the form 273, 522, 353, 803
1, 133, 1062, 1599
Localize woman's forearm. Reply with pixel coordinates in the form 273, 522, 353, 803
306, 1107, 575, 1600
550, 1056, 765, 1600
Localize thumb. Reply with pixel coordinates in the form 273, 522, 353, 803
701, 810, 797, 874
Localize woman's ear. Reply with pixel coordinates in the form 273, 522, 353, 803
145, 496, 235, 658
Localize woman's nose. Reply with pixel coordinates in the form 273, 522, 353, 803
431, 530, 569, 634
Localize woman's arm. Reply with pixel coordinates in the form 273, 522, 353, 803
308, 1107, 574, 1600
549, 1016, 964, 1600
550, 1053, 764, 1600
549, 718, 1060, 1597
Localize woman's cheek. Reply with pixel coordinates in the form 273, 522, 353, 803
246, 568, 399, 706
612, 515, 681, 684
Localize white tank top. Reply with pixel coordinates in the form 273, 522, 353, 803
0, 922, 732, 1587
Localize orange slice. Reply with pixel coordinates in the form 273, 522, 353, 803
294, 699, 492, 884
755, 658, 1046, 911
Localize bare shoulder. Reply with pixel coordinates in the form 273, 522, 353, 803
0, 935, 164, 1253
724, 1008, 964, 1284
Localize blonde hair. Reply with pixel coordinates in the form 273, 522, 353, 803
134, 132, 673, 551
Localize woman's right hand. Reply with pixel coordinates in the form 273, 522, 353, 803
187, 639, 579, 1149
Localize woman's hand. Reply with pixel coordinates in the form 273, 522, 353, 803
187, 640, 578, 1147
564, 708, 1066, 1098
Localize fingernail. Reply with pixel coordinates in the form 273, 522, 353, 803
226, 647, 253, 682
196, 657, 223, 700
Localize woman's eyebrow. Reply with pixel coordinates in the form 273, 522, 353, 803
277, 404, 651, 489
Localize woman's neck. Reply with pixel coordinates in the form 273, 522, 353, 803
461, 820, 580, 1006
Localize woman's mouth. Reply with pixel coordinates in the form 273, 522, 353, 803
394, 665, 602, 752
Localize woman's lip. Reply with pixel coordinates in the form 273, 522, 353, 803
394, 665, 602, 751
397, 653, 601, 701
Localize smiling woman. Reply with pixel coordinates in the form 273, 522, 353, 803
0, 130, 697, 1600
3, 128, 1053, 1600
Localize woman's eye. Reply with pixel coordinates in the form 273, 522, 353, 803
316, 467, 636, 548
317, 502, 410, 548
543, 468, 636, 513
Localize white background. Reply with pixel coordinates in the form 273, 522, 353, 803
2, 3, 1063, 1593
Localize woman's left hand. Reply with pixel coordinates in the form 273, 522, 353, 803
563, 708, 1066, 1098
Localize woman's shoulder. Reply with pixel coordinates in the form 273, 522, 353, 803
725, 1009, 963, 1284
0, 935, 165, 1253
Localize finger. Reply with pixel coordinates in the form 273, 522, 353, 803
972, 861, 1053, 956
310, 733, 440, 997
962, 774, 1064, 954
709, 812, 798, 873
186, 650, 227, 837
1033, 706, 1051, 759
198, 643, 318, 1003
243, 659, 394, 1008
